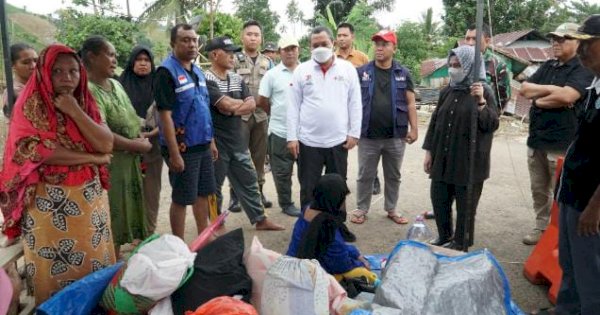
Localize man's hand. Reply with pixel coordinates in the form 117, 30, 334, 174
169, 151, 185, 173
343, 136, 358, 150
577, 205, 600, 237
210, 139, 219, 161
287, 140, 300, 159
470, 82, 485, 103
423, 150, 432, 174
405, 129, 418, 144
54, 94, 82, 118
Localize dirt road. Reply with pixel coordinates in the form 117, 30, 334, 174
152, 111, 551, 312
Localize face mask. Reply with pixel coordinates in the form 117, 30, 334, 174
312, 46, 333, 64
448, 67, 466, 83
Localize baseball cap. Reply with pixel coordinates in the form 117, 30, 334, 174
547, 23, 580, 38
371, 30, 397, 45
277, 37, 300, 49
262, 42, 278, 52
204, 36, 241, 52
565, 15, 600, 40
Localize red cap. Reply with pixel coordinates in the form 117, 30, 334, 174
371, 30, 397, 45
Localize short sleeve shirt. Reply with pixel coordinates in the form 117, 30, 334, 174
258, 63, 295, 138
205, 70, 251, 153
154, 67, 200, 112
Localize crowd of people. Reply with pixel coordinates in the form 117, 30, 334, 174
0, 13, 599, 314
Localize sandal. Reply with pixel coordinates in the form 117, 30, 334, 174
422, 211, 435, 220
350, 210, 368, 224
387, 212, 409, 225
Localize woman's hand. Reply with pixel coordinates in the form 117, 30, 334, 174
423, 150, 432, 174
470, 82, 485, 103
358, 255, 371, 270
93, 153, 112, 165
54, 94, 82, 118
134, 137, 152, 154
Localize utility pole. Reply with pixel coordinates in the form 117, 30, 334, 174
1, 0, 15, 118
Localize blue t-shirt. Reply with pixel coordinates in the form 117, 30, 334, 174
286, 216, 364, 275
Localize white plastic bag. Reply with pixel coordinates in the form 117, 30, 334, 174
120, 234, 196, 300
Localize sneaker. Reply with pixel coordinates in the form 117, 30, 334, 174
282, 204, 301, 217
523, 229, 544, 245
227, 198, 242, 213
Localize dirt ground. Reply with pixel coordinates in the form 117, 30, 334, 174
152, 109, 552, 313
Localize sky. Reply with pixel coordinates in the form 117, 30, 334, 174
7, 0, 446, 31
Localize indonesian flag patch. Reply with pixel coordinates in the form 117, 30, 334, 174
178, 75, 188, 84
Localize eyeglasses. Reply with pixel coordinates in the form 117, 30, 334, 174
550, 36, 568, 44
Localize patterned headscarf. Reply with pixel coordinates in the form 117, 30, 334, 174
448, 45, 486, 90
0, 44, 109, 239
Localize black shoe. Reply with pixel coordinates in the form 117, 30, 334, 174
339, 223, 357, 242
282, 204, 301, 217
429, 238, 452, 247
372, 177, 381, 195
259, 185, 273, 208
444, 241, 468, 252
227, 199, 242, 213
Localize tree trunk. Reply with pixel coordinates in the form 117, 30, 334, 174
125, 0, 131, 17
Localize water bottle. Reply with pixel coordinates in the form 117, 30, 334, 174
406, 215, 433, 242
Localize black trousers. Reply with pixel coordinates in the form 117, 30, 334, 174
298, 142, 348, 207
430, 181, 484, 247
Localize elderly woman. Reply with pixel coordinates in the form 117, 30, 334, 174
422, 45, 500, 252
287, 174, 376, 284
82, 36, 151, 252
0, 44, 115, 304
119, 46, 163, 234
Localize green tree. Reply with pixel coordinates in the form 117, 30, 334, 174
344, 1, 379, 56
56, 8, 139, 67
395, 22, 430, 83
193, 9, 243, 42
312, 0, 395, 26
138, 0, 208, 24
569, 0, 600, 21
234, 0, 280, 43
442, 0, 567, 36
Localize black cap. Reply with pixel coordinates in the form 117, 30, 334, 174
204, 36, 242, 52
262, 42, 277, 52
565, 14, 600, 40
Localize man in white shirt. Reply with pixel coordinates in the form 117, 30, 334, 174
257, 37, 301, 217
287, 26, 362, 209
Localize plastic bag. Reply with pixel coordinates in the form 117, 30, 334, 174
184, 296, 258, 315
373, 241, 525, 315
37, 262, 123, 315
101, 234, 195, 314
261, 256, 330, 315
120, 234, 196, 300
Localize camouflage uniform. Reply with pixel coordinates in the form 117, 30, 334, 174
234, 51, 274, 186
483, 48, 511, 110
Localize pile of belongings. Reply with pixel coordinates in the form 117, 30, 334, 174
36, 213, 525, 315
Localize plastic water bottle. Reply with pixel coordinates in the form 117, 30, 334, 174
406, 215, 433, 242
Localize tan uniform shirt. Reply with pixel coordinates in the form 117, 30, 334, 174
234, 51, 273, 122
336, 48, 369, 68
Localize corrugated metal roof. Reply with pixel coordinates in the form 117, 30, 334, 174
492, 29, 535, 47
501, 47, 553, 63
420, 58, 447, 77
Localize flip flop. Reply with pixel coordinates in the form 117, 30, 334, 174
387, 213, 409, 225
350, 210, 368, 224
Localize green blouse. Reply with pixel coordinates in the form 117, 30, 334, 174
89, 78, 141, 139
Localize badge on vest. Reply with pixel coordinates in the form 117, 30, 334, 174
361, 72, 370, 82
177, 75, 188, 84
394, 73, 406, 81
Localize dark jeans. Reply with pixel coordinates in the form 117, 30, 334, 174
556, 203, 600, 315
430, 181, 484, 247
269, 134, 295, 208
298, 142, 348, 207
